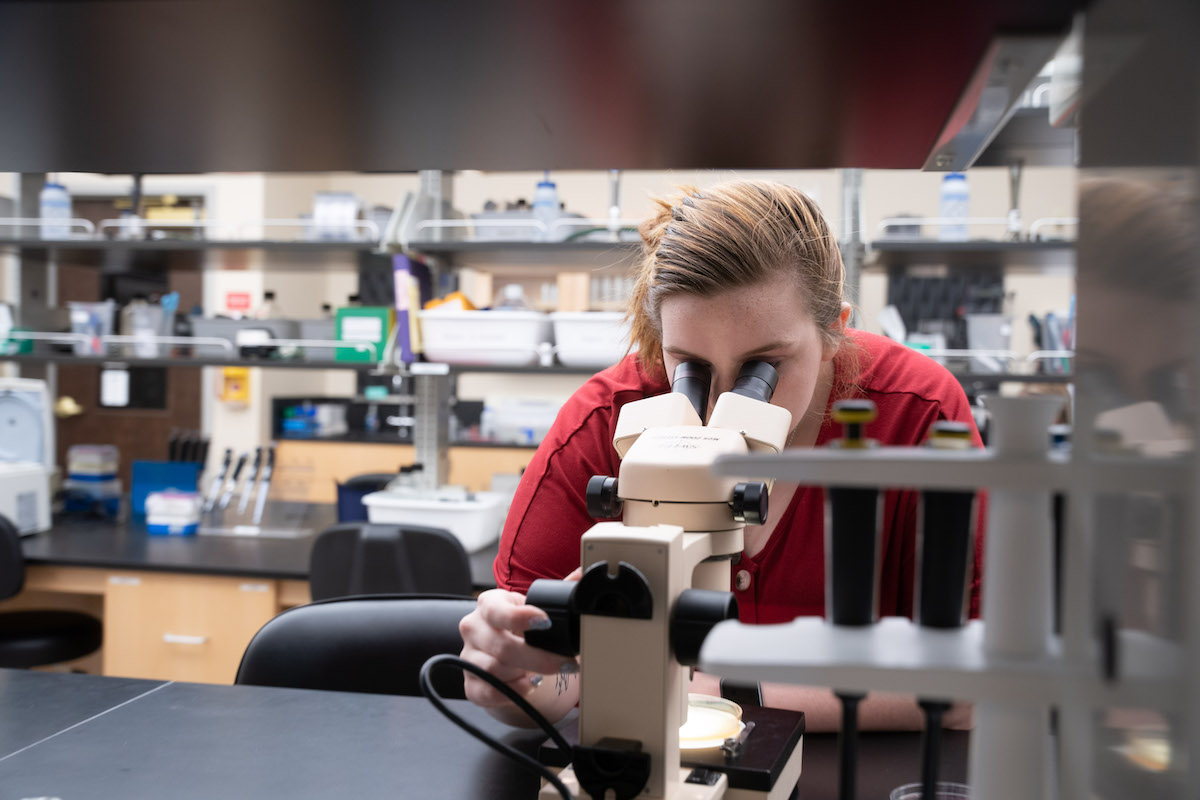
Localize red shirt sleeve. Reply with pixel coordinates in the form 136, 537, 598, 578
494, 357, 661, 593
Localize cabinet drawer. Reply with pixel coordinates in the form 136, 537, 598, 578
103, 572, 279, 684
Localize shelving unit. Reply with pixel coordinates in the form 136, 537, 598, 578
0, 237, 381, 253
868, 239, 1075, 271
0, 351, 608, 376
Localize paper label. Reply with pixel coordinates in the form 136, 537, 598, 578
100, 368, 130, 407
342, 316, 382, 342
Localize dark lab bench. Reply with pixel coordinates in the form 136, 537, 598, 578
0, 668, 968, 800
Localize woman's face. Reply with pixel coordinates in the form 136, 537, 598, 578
658, 274, 840, 425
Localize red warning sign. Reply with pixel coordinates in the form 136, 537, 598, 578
225, 292, 252, 312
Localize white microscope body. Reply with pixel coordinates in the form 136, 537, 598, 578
528, 362, 800, 800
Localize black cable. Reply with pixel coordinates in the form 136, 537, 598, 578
419, 654, 573, 800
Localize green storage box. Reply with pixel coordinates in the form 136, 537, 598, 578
335, 306, 394, 363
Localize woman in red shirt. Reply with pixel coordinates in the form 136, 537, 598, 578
459, 179, 982, 731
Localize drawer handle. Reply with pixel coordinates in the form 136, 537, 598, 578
162, 633, 208, 646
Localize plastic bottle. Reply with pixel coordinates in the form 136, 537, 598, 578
119, 295, 162, 357
532, 172, 559, 241
938, 172, 969, 242
39, 181, 72, 239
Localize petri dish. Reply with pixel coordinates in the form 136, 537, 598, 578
679, 693, 745, 750
890, 782, 970, 800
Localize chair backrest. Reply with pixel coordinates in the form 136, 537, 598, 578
0, 515, 25, 600
309, 522, 473, 601
235, 594, 477, 698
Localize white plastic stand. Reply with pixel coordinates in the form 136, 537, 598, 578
971, 395, 1062, 800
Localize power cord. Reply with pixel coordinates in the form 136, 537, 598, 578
419, 654, 574, 800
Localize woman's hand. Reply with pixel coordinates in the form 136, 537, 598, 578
458, 569, 583, 726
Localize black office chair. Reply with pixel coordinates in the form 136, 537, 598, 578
0, 514, 103, 668
309, 522, 473, 601
235, 593, 477, 699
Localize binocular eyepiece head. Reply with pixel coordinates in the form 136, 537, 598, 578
671, 360, 780, 423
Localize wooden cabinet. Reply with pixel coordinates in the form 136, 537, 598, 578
103, 572, 280, 684
273, 440, 534, 503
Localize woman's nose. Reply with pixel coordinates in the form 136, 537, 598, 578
707, 376, 734, 418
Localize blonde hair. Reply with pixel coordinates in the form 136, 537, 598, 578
628, 179, 849, 376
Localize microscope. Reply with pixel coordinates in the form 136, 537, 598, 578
525, 361, 806, 799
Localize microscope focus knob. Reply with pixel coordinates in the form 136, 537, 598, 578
731, 481, 769, 526
524, 579, 580, 657
586, 475, 623, 520
672, 589, 739, 667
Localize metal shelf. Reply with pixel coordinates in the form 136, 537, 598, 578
409, 239, 642, 269
0, 237, 381, 253
1, 351, 610, 377
868, 239, 1075, 270
440, 362, 605, 376
0, 352, 381, 371
951, 371, 1072, 386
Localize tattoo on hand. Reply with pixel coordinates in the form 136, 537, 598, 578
555, 671, 571, 695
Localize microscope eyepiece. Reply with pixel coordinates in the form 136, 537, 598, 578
731, 360, 779, 403
671, 361, 711, 423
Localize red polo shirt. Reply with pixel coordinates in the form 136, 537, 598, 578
495, 329, 985, 623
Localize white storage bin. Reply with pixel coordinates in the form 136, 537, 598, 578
550, 311, 632, 368
419, 309, 553, 366
362, 489, 509, 552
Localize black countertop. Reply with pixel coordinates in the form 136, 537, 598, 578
20, 507, 500, 590
0, 670, 543, 799
0, 669, 967, 800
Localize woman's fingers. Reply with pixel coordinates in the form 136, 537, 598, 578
459, 588, 577, 710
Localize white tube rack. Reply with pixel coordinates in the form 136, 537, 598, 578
713, 447, 1188, 495
700, 617, 1180, 711
708, 428, 1190, 800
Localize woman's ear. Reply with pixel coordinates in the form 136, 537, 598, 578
822, 304, 852, 360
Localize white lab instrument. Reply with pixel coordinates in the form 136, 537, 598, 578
525, 361, 804, 799
0, 378, 55, 534
0, 462, 51, 535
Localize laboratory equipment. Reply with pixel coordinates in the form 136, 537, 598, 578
521, 360, 805, 799
0, 378, 54, 470
237, 447, 264, 515
699, 392, 1069, 800
67, 300, 116, 356
916, 421, 979, 800
203, 448, 232, 514
217, 451, 248, 511
250, 444, 275, 526
145, 490, 203, 536
824, 399, 884, 800
0, 462, 51, 535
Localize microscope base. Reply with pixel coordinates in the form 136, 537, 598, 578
540, 764, 727, 800
539, 707, 805, 800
